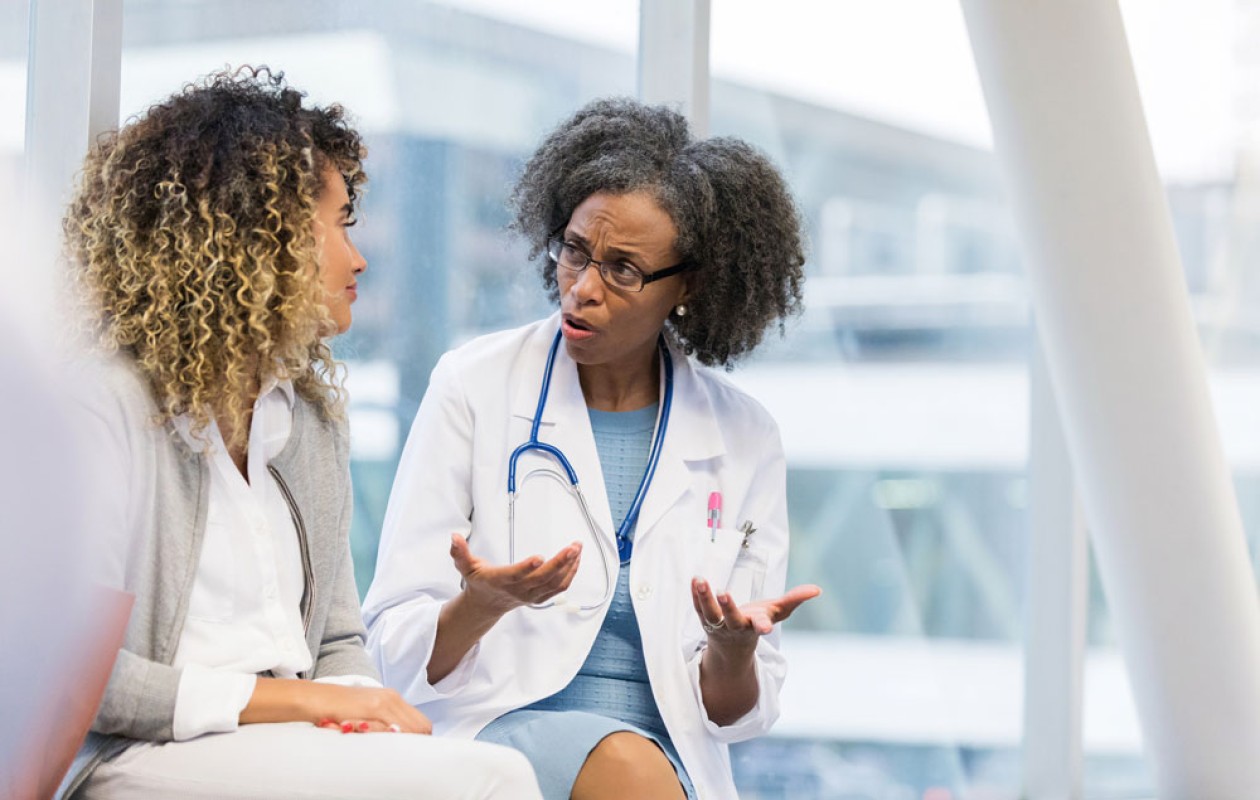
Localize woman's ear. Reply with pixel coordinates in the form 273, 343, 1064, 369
677, 275, 693, 306
673, 282, 691, 318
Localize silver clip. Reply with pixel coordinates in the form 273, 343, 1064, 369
738, 520, 756, 549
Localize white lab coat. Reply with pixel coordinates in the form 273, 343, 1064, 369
362, 314, 790, 799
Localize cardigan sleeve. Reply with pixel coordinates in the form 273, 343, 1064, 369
75, 361, 187, 741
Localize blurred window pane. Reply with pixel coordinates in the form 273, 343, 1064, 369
711, 2, 1028, 795
1, 0, 28, 189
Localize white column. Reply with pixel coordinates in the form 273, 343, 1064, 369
1022, 339, 1087, 800
22, 0, 122, 333
3, 0, 124, 783
637, 0, 710, 137
961, 0, 1260, 796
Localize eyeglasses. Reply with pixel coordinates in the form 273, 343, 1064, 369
546, 237, 694, 293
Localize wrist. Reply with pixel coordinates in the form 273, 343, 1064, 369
703, 637, 757, 673
288, 679, 321, 722
437, 590, 506, 654
429, 588, 505, 686
242, 677, 312, 725
453, 584, 513, 625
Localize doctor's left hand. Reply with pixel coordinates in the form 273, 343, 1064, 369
690, 578, 822, 653
690, 579, 822, 725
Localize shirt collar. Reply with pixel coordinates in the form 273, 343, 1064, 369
172, 377, 296, 452
261, 375, 297, 409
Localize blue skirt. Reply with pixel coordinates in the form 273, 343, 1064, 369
476, 709, 697, 800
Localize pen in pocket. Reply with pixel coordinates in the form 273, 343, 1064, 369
708, 492, 722, 541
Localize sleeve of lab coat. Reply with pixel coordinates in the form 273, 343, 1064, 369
684, 406, 790, 742
361, 353, 483, 705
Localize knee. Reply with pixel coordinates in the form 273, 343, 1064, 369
582, 732, 680, 791
589, 732, 661, 773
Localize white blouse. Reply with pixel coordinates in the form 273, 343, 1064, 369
168, 379, 375, 740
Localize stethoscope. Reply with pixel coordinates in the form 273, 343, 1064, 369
507, 328, 675, 611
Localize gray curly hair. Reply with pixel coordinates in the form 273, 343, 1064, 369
509, 97, 806, 367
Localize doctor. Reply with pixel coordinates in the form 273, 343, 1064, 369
364, 98, 821, 800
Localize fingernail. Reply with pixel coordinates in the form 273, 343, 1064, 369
317, 717, 333, 727
358, 721, 370, 732
341, 722, 353, 733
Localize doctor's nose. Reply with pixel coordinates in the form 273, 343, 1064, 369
569, 261, 606, 304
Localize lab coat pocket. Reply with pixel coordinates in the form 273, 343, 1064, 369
696, 528, 744, 593
727, 545, 770, 606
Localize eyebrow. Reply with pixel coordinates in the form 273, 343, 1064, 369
340, 203, 354, 217
565, 231, 643, 263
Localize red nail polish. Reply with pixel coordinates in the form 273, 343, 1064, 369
317, 717, 333, 727
340, 722, 353, 733
358, 721, 370, 732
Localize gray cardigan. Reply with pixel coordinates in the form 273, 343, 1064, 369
60, 357, 377, 797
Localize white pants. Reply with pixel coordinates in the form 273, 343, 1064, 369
79, 722, 543, 799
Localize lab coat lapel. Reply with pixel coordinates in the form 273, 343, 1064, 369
633, 342, 726, 546
508, 321, 724, 559
510, 315, 565, 426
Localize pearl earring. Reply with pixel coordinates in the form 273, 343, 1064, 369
674, 304, 688, 317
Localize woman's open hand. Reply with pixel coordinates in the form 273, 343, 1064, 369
428, 533, 582, 685
450, 533, 582, 617
690, 578, 821, 653
690, 579, 822, 725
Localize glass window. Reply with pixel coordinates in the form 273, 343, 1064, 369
710, 3, 1028, 796
0, 0, 28, 192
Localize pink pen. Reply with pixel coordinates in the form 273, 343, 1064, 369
707, 492, 722, 541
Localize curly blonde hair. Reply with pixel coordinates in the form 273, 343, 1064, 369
65, 66, 366, 450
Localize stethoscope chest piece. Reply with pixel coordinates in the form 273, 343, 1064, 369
508, 455, 609, 611
506, 327, 675, 612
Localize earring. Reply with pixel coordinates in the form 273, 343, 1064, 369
674, 304, 688, 317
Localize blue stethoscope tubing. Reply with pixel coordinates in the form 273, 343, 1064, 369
507, 328, 675, 610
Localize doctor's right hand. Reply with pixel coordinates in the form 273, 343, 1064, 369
449, 533, 582, 617
428, 534, 583, 685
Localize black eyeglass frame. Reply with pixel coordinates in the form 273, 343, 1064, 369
545, 231, 695, 293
